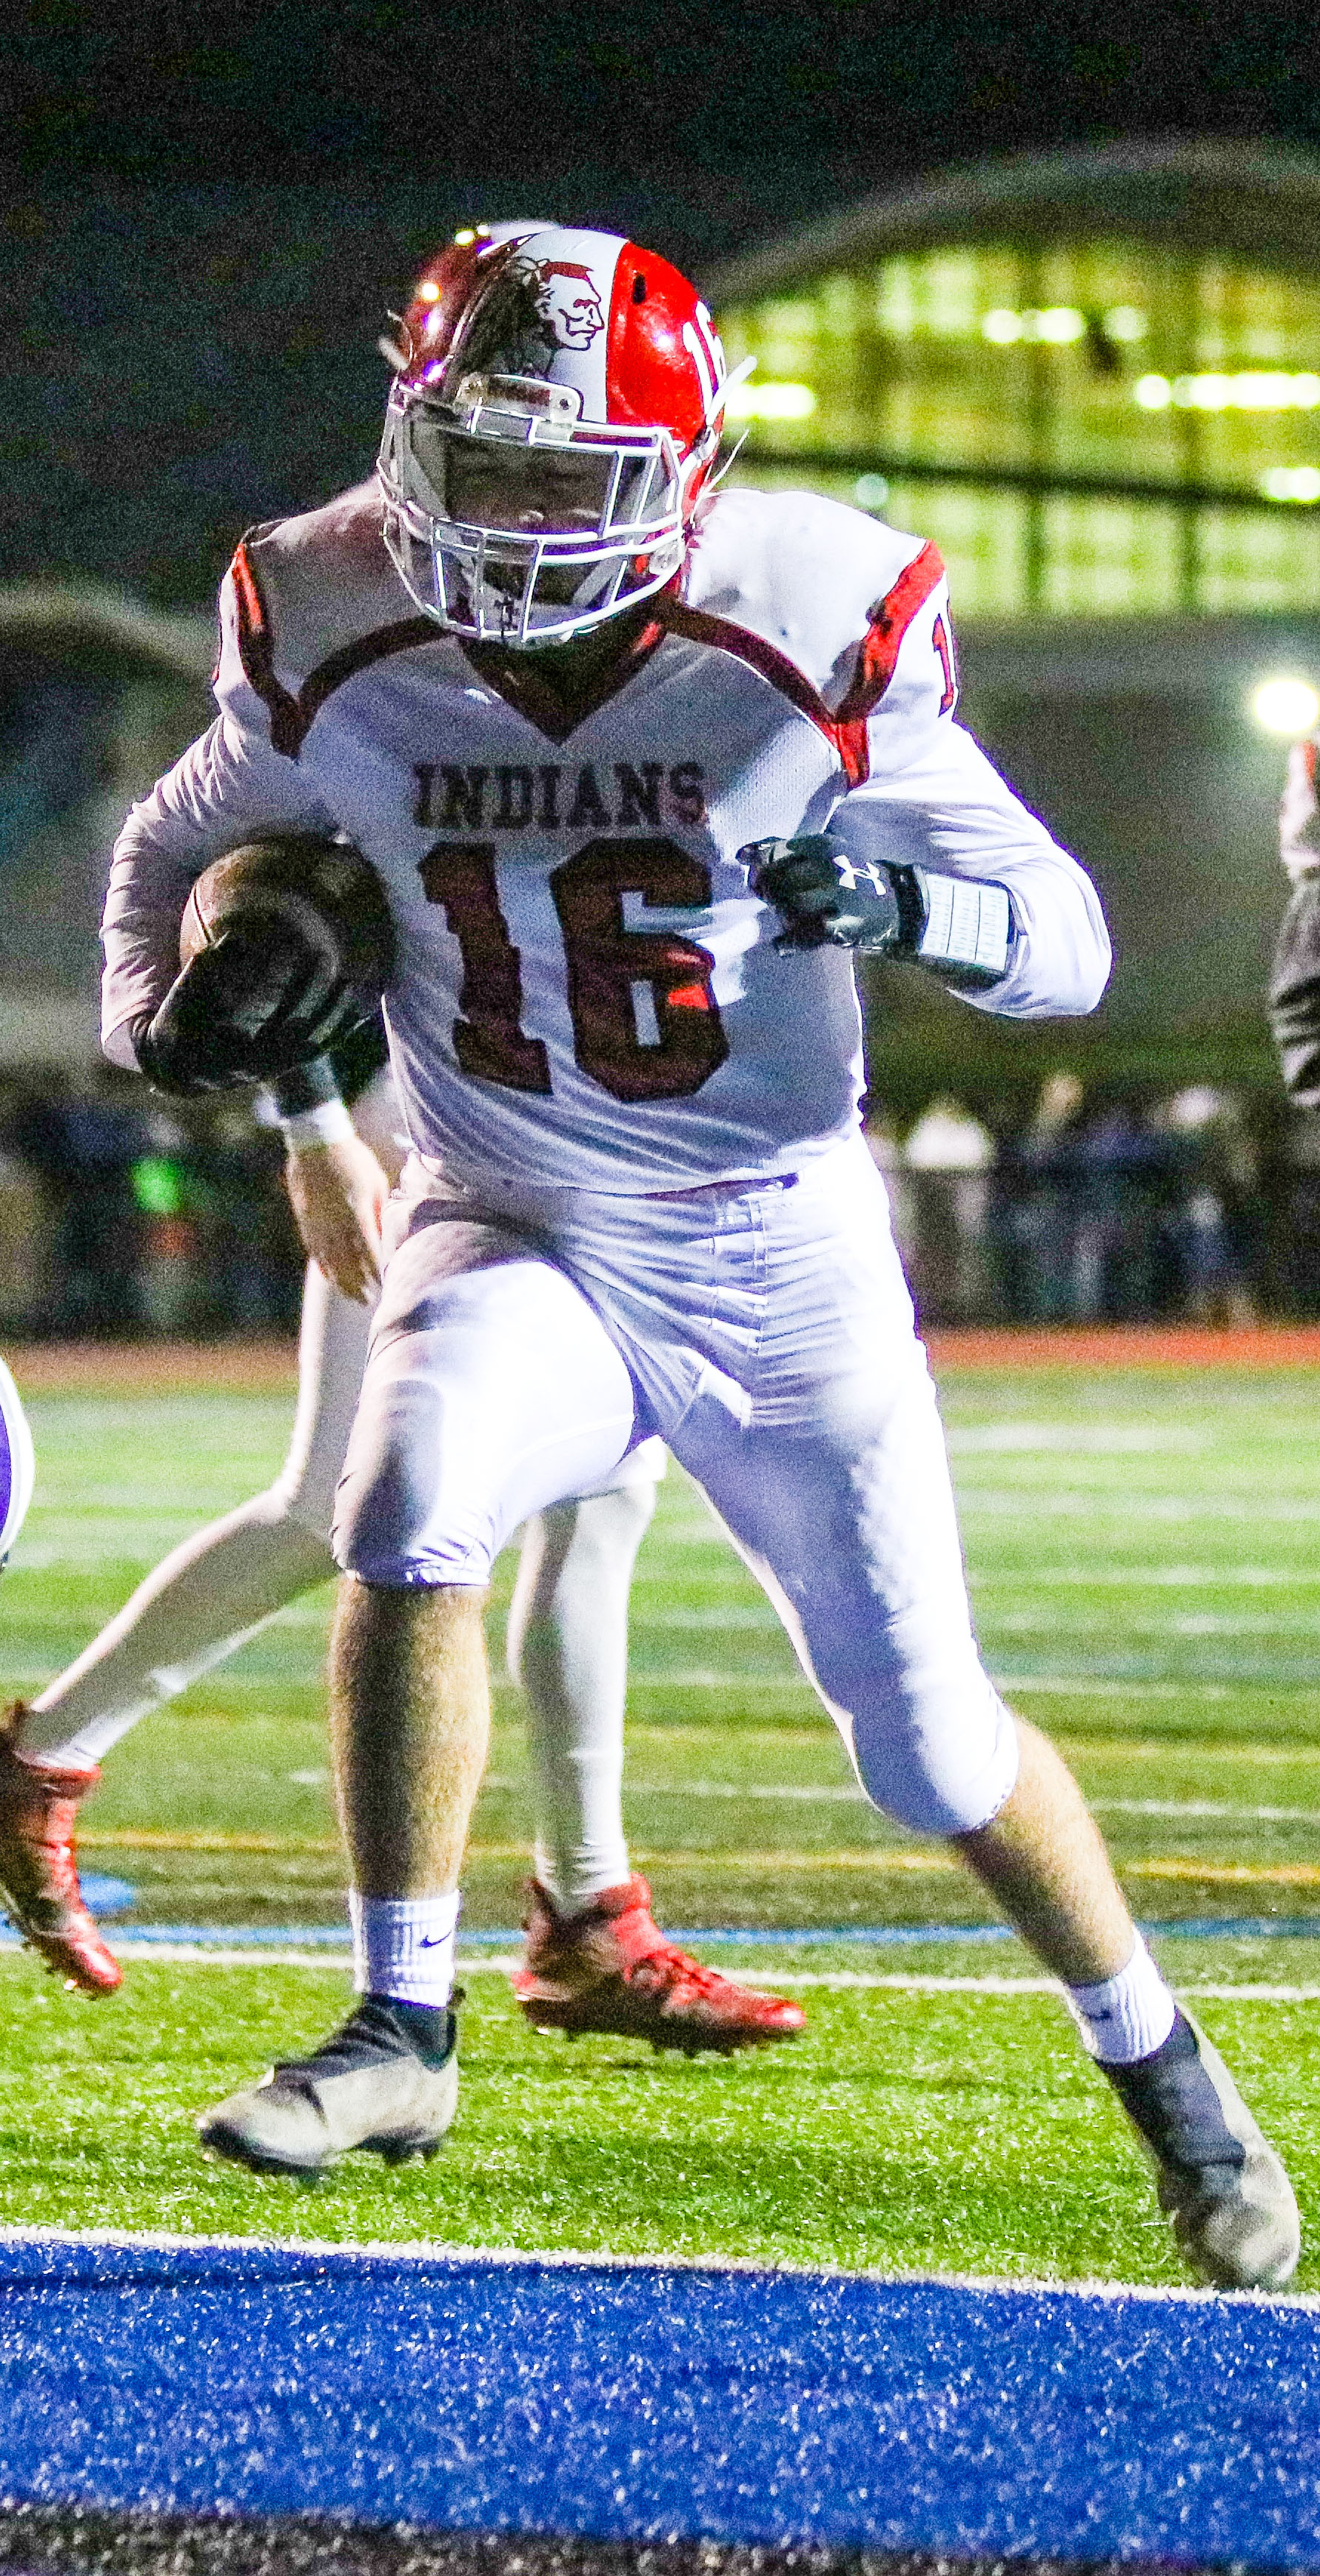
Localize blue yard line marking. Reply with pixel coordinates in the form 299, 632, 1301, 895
4, 1916, 1320, 1953
0, 2236, 1313, 2563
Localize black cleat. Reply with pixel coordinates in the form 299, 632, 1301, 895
1104, 2008, 1299, 2289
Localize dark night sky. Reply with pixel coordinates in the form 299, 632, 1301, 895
11, 0, 1320, 239
6, 0, 1320, 602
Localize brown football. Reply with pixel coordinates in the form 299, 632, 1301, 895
178, 835, 395, 1008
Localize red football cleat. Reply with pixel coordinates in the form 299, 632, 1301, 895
0, 1706, 122, 1995
512, 1873, 805, 2054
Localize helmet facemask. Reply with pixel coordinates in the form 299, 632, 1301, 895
380, 368, 700, 646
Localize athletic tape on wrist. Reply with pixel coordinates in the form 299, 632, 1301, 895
281, 1098, 355, 1151
917, 874, 1014, 980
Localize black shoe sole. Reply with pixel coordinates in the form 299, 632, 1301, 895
199, 2123, 446, 2178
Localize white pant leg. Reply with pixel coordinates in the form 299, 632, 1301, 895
657, 1152, 1016, 1839
24, 1265, 370, 1763
332, 1211, 639, 1586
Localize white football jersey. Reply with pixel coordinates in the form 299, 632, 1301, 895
102, 481, 1109, 1192
1282, 734, 1320, 883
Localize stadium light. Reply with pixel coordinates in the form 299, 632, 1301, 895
723, 381, 817, 421
1251, 678, 1320, 737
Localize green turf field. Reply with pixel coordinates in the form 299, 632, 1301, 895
2, 1345, 1320, 2284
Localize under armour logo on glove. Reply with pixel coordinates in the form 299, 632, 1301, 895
742, 834, 915, 954
741, 833, 1014, 988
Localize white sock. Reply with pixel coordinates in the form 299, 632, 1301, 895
1066, 1933, 1177, 2064
350, 1891, 460, 2007
509, 1487, 653, 1910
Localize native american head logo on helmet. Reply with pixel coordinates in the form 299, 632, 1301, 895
378, 223, 741, 649
517, 257, 606, 353
452, 248, 608, 378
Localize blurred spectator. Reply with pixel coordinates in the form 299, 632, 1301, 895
1150, 1087, 1260, 1325
902, 1098, 995, 1322
0, 1064, 1295, 1339
4, 1075, 148, 1333
1068, 1100, 1180, 1321
994, 1072, 1086, 1319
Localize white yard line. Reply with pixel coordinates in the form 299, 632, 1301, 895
73, 1947, 1320, 2001
480, 1778, 1320, 1822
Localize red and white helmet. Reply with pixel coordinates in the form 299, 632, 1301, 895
377, 225, 733, 647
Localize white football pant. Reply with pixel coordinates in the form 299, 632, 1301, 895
335, 1133, 1018, 1841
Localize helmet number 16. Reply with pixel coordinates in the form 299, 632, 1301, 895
418, 837, 728, 1104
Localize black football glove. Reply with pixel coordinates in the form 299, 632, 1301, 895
1270, 876, 1320, 1107
133, 925, 372, 1098
742, 834, 1014, 988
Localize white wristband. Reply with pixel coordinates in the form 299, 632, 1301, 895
280, 1098, 355, 1152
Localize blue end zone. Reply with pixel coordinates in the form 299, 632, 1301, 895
0, 2236, 1315, 2567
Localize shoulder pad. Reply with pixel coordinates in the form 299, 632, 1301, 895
684, 487, 939, 706
226, 481, 439, 757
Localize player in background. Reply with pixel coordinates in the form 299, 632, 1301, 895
0, 1359, 36, 1574
101, 222, 1296, 2286
0, 1020, 802, 2050
1271, 726, 1320, 1105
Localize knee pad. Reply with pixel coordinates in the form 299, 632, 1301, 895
814, 1600, 1019, 1838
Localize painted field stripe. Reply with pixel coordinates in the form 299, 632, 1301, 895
503, 1779, 1320, 1821
1128, 1859, 1320, 1887
1093, 1796, 1320, 1824
53, 1948, 1320, 1999
67, 1836, 1320, 1888
9, 1915, 1320, 1957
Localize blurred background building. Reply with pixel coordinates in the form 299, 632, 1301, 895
3, 139, 1320, 1330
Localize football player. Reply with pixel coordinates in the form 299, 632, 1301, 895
0, 1021, 802, 2050
0, 1357, 36, 1573
1271, 725, 1320, 1103
96, 224, 1296, 2285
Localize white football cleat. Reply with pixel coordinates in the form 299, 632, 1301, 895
198, 1995, 459, 2176
1105, 2008, 1299, 2291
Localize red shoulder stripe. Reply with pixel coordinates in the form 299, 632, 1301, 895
657, 598, 870, 788
834, 541, 946, 726
227, 539, 437, 758
229, 542, 305, 757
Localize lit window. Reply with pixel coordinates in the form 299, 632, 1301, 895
1170, 372, 1320, 411
980, 306, 1086, 346
1260, 467, 1320, 504
723, 382, 817, 421
1252, 678, 1320, 736
1031, 307, 1087, 344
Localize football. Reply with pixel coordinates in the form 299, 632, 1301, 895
178, 833, 395, 1010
